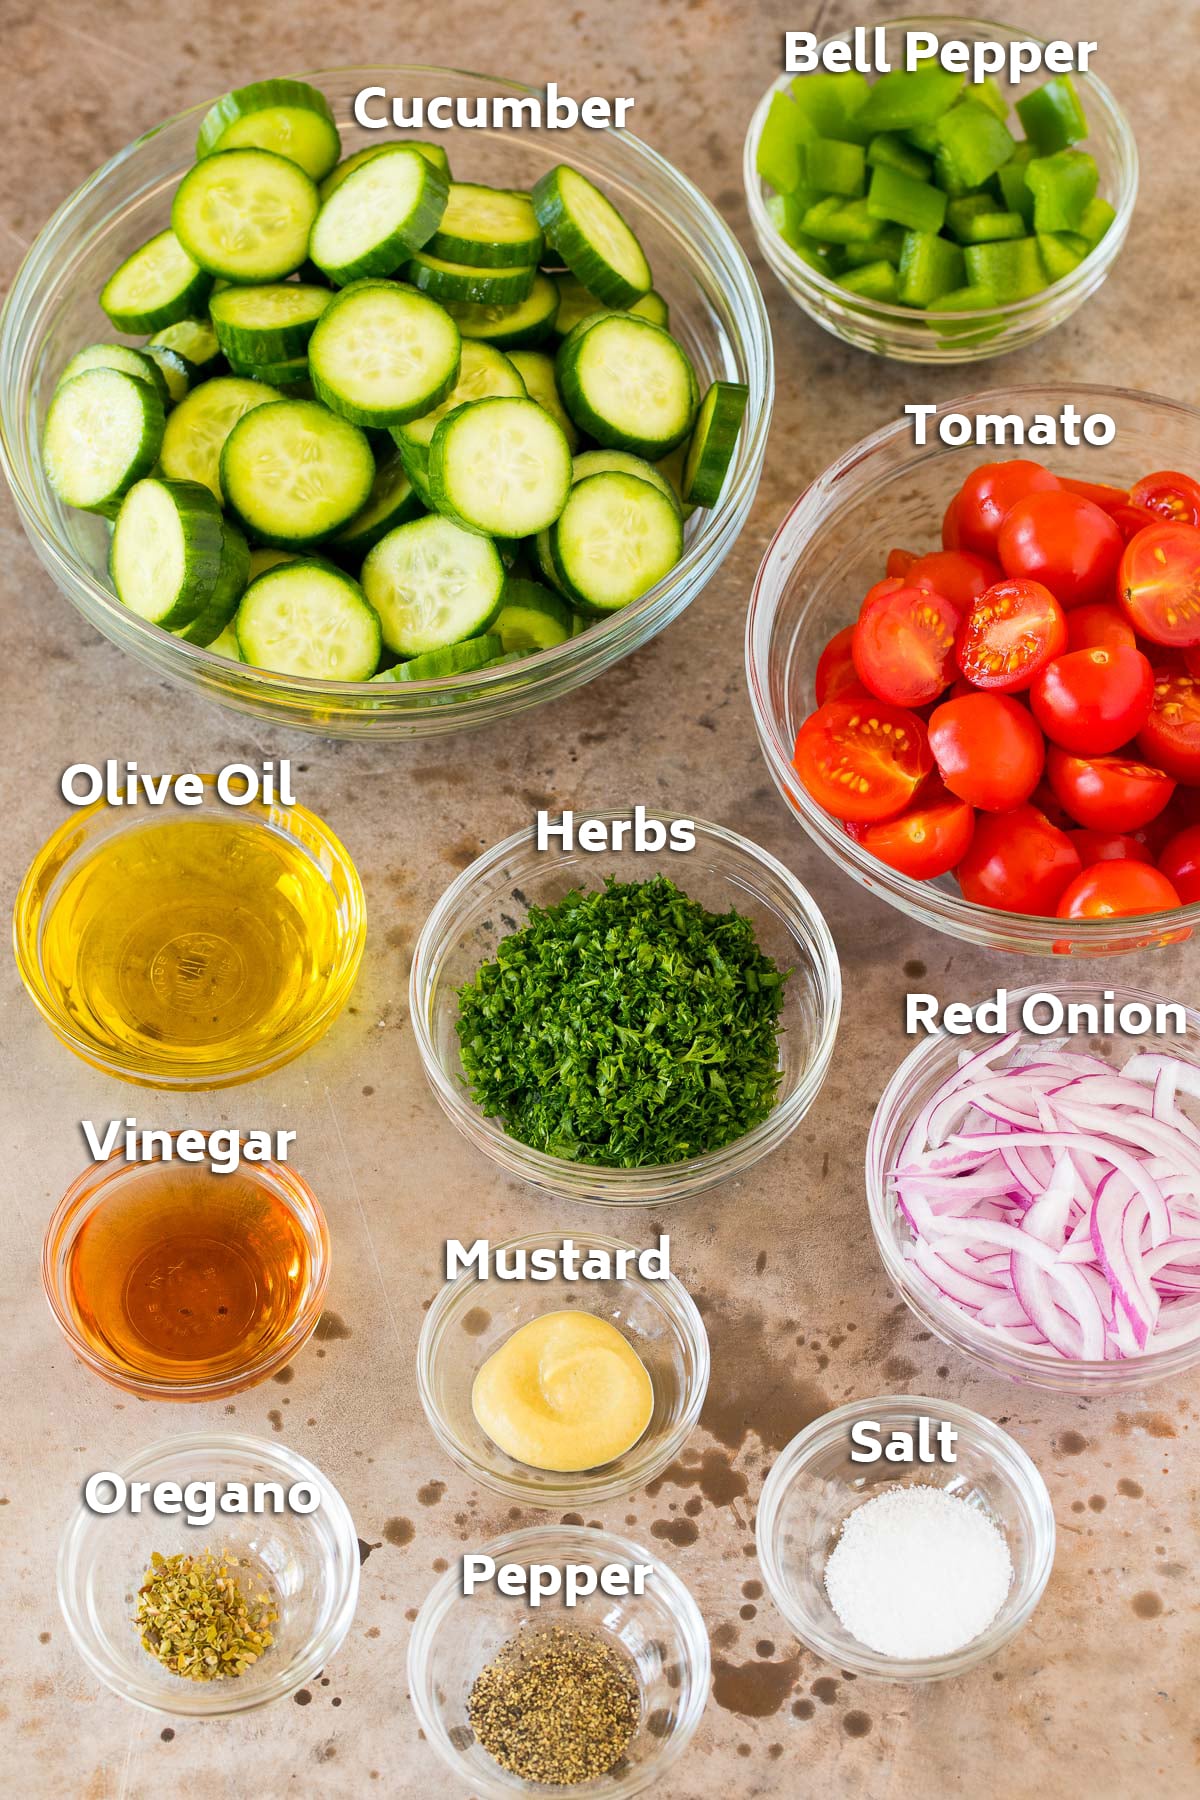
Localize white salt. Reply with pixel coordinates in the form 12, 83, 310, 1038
824, 1483, 1013, 1659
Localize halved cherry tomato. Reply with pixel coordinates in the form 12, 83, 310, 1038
997, 490, 1123, 608
927, 692, 1044, 811
1061, 476, 1129, 514
1031, 780, 1076, 832
1110, 501, 1159, 541
907, 549, 1001, 611
1137, 667, 1200, 783
942, 494, 963, 551
1067, 829, 1153, 865
850, 782, 975, 879
1119, 522, 1200, 646
852, 583, 959, 707
815, 625, 864, 704
955, 459, 1061, 558
1186, 646, 1200, 680
1129, 470, 1200, 529
1046, 746, 1176, 831
957, 804, 1081, 914
793, 698, 932, 824
1158, 824, 1200, 902
1030, 645, 1154, 755
957, 578, 1067, 692
1055, 862, 1181, 919
886, 547, 919, 579
1065, 602, 1136, 654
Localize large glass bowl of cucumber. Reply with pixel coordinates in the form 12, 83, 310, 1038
744, 18, 1137, 363
0, 69, 771, 738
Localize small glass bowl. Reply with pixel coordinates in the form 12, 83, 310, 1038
410, 811, 841, 1205
867, 982, 1200, 1393
744, 16, 1137, 363
756, 1395, 1055, 1682
746, 383, 1200, 955
58, 1432, 360, 1717
416, 1229, 709, 1506
408, 1525, 709, 1798
12, 775, 366, 1087
43, 1136, 331, 1401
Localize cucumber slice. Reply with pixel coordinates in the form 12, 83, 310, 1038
228, 356, 312, 395
429, 185, 543, 268
360, 513, 506, 655
533, 524, 570, 593
549, 470, 683, 615
200, 620, 244, 661
507, 349, 578, 451
59, 343, 169, 405
491, 578, 573, 652
682, 380, 749, 508
210, 283, 332, 365
556, 314, 698, 457
629, 289, 669, 327
532, 166, 652, 307
307, 280, 460, 427
309, 148, 449, 285
396, 435, 434, 506
405, 251, 535, 306
552, 276, 669, 338
100, 229, 213, 333
42, 368, 165, 514
220, 398, 375, 546
249, 546, 298, 579
445, 273, 559, 347
159, 375, 280, 500
149, 316, 223, 380
395, 634, 503, 679
175, 519, 251, 644
393, 340, 525, 451
429, 396, 571, 538
329, 450, 423, 558
110, 478, 225, 627
196, 80, 341, 181
173, 150, 319, 283
236, 559, 381, 679
571, 448, 681, 514
319, 141, 449, 202
142, 345, 191, 405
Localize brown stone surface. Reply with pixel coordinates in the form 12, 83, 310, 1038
1, 1, 1197, 1795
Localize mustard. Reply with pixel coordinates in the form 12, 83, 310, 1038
472, 1311, 654, 1472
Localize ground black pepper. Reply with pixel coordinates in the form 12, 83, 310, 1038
467, 1624, 640, 1784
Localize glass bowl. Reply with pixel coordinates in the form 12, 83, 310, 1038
867, 981, 1200, 1392
746, 383, 1200, 955
12, 774, 366, 1086
58, 1432, 360, 1717
43, 1135, 331, 1401
408, 1524, 709, 1798
744, 16, 1137, 363
0, 67, 771, 740
416, 1229, 709, 1506
756, 1395, 1055, 1681
409, 810, 841, 1204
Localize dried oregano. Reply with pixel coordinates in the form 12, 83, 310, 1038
134, 1548, 277, 1681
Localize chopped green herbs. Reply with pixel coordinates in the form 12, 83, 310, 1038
456, 876, 787, 1167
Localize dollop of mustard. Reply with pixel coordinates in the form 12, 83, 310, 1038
471, 1310, 654, 1472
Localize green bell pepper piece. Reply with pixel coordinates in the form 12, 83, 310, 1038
904, 122, 942, 155
841, 224, 907, 268
932, 284, 1006, 343
1078, 195, 1116, 248
800, 195, 879, 246
1026, 149, 1098, 233
756, 92, 810, 193
934, 283, 1000, 312
994, 151, 1034, 224
966, 77, 1009, 121
964, 236, 1046, 301
804, 137, 866, 198
1037, 231, 1089, 282
935, 100, 1016, 188
839, 260, 899, 302
897, 230, 965, 306
866, 132, 932, 182
947, 201, 1027, 244
789, 71, 871, 141
766, 197, 844, 275
855, 65, 964, 132
1015, 76, 1089, 154
867, 164, 947, 234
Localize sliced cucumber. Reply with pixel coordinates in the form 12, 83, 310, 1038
159, 376, 280, 500
571, 447, 680, 514
360, 513, 506, 655
229, 355, 312, 394
557, 314, 698, 457
307, 279, 460, 427
534, 524, 569, 593
405, 251, 535, 306
532, 166, 652, 307
110, 478, 226, 627
552, 273, 609, 338
396, 436, 434, 506
549, 470, 683, 614
393, 340, 525, 452
319, 140, 449, 202
142, 345, 191, 404
196, 80, 341, 181
236, 559, 381, 678
395, 634, 503, 679
429, 184, 543, 268
682, 379, 749, 508
220, 398, 375, 546
445, 273, 559, 347
149, 316, 223, 380
629, 289, 669, 327
329, 450, 423, 558
210, 283, 332, 365
200, 620, 244, 661
249, 546, 297, 579
175, 519, 251, 644
100, 229, 213, 333
309, 148, 449, 285
507, 349, 578, 451
42, 368, 165, 514
491, 577, 573, 651
173, 150, 319, 282
59, 343, 169, 405
428, 396, 571, 537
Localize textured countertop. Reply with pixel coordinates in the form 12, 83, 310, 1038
1, 0, 1197, 1795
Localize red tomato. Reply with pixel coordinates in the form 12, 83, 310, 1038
886, 547, 919, 579
1046, 746, 1176, 831
1061, 476, 1130, 514
1056, 862, 1181, 920
1110, 501, 1160, 541
793, 699, 932, 824
957, 805, 1082, 915
852, 787, 976, 880
997, 490, 1124, 609
1158, 824, 1200, 902
1067, 829, 1153, 864
1066, 603, 1136, 654
1031, 780, 1076, 832
1137, 667, 1200, 783
815, 625, 862, 704
1119, 523, 1200, 646
955, 459, 1061, 558
1030, 645, 1154, 755
1129, 470, 1200, 529
852, 583, 959, 707
928, 692, 1045, 811
907, 549, 1001, 611
942, 495, 963, 551
957, 579, 1067, 692
1187, 646, 1200, 680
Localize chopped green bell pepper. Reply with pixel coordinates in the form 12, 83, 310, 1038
897, 230, 965, 306
804, 137, 866, 198
966, 77, 1009, 122
841, 223, 907, 268
855, 65, 964, 132
1026, 149, 1098, 233
1037, 230, 1089, 282
994, 149, 1034, 224
947, 200, 1027, 244
788, 70, 871, 141
866, 132, 933, 183
1078, 195, 1116, 248
964, 236, 1046, 301
904, 122, 942, 155
935, 99, 1016, 188
756, 92, 810, 193
867, 164, 947, 234
1015, 76, 1089, 154
800, 195, 879, 245
839, 260, 899, 302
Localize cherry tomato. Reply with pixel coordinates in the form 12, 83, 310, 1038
1119, 523, 1200, 646
1061, 476, 1130, 514
852, 583, 959, 707
815, 625, 863, 704
907, 549, 1001, 611
1158, 824, 1200, 902
1110, 501, 1160, 541
886, 547, 918, 579
957, 578, 1067, 692
957, 804, 1081, 914
1055, 862, 1181, 920
1187, 646, 1200, 680
942, 495, 963, 551
998, 490, 1123, 609
1068, 829, 1153, 865
1137, 667, 1200, 783
928, 692, 1045, 811
851, 785, 976, 880
1129, 470, 1200, 529
1030, 645, 1154, 755
955, 459, 1061, 558
1031, 780, 1076, 833
793, 698, 932, 824
1046, 746, 1176, 832
1065, 603, 1136, 654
